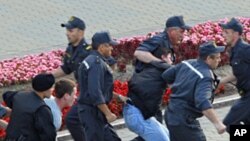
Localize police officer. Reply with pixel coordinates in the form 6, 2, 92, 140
3, 73, 56, 141
132, 15, 191, 141
52, 16, 90, 141
77, 31, 121, 141
134, 15, 191, 73
219, 18, 250, 132
162, 42, 226, 141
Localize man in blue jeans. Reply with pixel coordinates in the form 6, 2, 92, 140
123, 47, 172, 141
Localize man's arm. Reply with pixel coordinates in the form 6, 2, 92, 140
134, 50, 161, 63
195, 78, 226, 134
51, 67, 66, 78
35, 106, 56, 141
203, 108, 226, 134
86, 62, 117, 123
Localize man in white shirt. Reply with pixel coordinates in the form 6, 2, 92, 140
45, 79, 76, 130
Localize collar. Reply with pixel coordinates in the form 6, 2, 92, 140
197, 59, 211, 70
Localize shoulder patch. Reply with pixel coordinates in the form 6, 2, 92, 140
95, 56, 101, 64
86, 45, 92, 50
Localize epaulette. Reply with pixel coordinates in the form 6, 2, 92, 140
86, 45, 92, 50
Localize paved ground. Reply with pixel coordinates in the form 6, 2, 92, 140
117, 106, 231, 141
0, 0, 250, 60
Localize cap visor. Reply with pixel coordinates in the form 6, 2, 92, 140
219, 23, 230, 29
61, 23, 74, 29
109, 40, 119, 46
181, 25, 192, 30
215, 46, 225, 53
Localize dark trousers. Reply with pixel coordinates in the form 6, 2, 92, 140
78, 104, 121, 141
164, 108, 206, 141
167, 124, 206, 141
223, 93, 250, 133
65, 104, 85, 141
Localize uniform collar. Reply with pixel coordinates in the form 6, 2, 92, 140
91, 50, 106, 61
197, 59, 211, 70
69, 38, 87, 48
233, 38, 243, 49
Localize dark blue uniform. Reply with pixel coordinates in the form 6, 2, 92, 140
62, 38, 91, 141
77, 51, 121, 141
223, 39, 250, 132
135, 32, 175, 73
162, 59, 218, 141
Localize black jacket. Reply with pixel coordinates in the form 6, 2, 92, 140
128, 61, 170, 119
3, 91, 56, 141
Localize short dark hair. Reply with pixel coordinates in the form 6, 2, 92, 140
54, 79, 76, 99
153, 47, 172, 59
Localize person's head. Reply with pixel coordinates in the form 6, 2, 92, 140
165, 16, 191, 45
92, 31, 118, 57
61, 16, 86, 46
32, 73, 55, 99
54, 79, 77, 107
153, 47, 172, 64
219, 18, 243, 47
199, 41, 225, 69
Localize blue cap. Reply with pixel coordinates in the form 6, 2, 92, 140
92, 31, 119, 48
199, 41, 225, 57
219, 18, 243, 34
166, 16, 191, 30
61, 16, 86, 30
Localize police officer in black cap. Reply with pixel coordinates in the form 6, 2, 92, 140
77, 31, 123, 141
219, 18, 250, 132
52, 16, 90, 141
132, 15, 191, 141
162, 42, 226, 141
3, 73, 56, 141
134, 15, 191, 73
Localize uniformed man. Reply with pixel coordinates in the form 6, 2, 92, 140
52, 16, 90, 141
162, 42, 226, 141
134, 15, 190, 73
3, 73, 56, 141
132, 15, 191, 141
219, 18, 250, 132
77, 31, 123, 141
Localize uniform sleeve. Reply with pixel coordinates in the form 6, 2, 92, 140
88, 63, 106, 106
136, 36, 161, 52
35, 106, 56, 141
243, 46, 250, 63
162, 64, 180, 84
60, 57, 73, 74
0, 105, 7, 118
194, 77, 213, 111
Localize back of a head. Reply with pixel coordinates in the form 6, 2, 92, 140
153, 46, 172, 59
54, 79, 76, 99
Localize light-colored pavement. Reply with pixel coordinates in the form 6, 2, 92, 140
0, 0, 250, 60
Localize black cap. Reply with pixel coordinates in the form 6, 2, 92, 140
61, 16, 86, 30
166, 16, 191, 30
199, 41, 225, 57
32, 73, 55, 92
92, 31, 119, 48
219, 18, 243, 34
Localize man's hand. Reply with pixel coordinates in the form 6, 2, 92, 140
5, 107, 11, 117
117, 95, 129, 103
214, 121, 226, 134
106, 113, 117, 123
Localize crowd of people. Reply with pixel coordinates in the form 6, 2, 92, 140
0, 15, 249, 141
